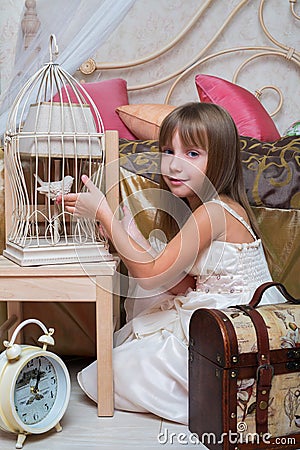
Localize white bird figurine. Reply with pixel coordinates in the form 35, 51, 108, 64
34, 174, 74, 200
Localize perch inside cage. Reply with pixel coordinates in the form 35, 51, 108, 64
3, 35, 113, 266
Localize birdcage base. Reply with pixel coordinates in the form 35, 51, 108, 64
3, 239, 114, 267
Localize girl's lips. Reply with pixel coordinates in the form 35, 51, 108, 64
168, 177, 187, 185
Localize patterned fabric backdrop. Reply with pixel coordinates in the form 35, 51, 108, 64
119, 136, 300, 210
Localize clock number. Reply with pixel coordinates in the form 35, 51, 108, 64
33, 412, 39, 421
44, 403, 49, 411
51, 376, 56, 385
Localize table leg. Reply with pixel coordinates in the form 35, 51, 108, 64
113, 268, 120, 331
96, 275, 114, 416
7, 301, 23, 342
0, 314, 18, 340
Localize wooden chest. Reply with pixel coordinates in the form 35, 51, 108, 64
189, 282, 300, 450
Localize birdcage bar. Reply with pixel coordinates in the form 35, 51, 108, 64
3, 35, 112, 266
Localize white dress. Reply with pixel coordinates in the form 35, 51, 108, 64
77, 200, 284, 425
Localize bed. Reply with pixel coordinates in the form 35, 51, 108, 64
0, 0, 299, 355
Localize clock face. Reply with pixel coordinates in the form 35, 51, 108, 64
14, 356, 58, 425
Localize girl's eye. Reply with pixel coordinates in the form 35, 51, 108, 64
187, 150, 200, 158
162, 148, 173, 155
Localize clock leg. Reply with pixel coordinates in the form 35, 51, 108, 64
16, 433, 26, 449
55, 422, 62, 432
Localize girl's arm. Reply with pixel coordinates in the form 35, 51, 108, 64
168, 275, 196, 295
120, 206, 195, 293
60, 176, 225, 290
120, 205, 153, 253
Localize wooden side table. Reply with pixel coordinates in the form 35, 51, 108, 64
0, 255, 119, 417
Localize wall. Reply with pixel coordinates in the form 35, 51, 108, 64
0, 0, 23, 95
0, 0, 299, 135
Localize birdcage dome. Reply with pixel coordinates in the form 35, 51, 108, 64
3, 35, 112, 266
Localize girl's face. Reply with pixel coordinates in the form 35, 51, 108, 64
161, 130, 208, 206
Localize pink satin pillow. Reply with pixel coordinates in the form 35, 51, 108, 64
195, 74, 280, 141
53, 78, 136, 140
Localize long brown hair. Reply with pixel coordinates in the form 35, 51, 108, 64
154, 102, 260, 240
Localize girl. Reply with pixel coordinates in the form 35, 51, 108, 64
61, 102, 282, 425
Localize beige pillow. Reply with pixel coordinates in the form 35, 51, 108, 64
116, 104, 176, 140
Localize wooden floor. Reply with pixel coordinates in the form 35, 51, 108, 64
0, 358, 208, 450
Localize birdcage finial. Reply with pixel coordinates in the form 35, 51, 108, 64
49, 34, 59, 63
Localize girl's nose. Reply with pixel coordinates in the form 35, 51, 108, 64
169, 155, 183, 172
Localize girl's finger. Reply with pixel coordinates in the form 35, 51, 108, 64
64, 193, 79, 202
82, 175, 97, 193
98, 224, 108, 238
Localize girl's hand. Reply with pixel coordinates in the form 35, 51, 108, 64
57, 175, 107, 220
98, 223, 108, 240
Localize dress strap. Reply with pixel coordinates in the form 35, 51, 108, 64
210, 198, 257, 240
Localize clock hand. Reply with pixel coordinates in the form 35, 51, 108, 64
26, 396, 35, 405
33, 371, 41, 393
33, 358, 42, 393
34, 393, 44, 400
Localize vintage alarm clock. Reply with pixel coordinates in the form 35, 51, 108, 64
0, 318, 71, 449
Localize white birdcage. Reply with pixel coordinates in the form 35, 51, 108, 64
3, 35, 113, 266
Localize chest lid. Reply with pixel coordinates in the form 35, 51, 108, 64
189, 307, 239, 368
189, 301, 300, 369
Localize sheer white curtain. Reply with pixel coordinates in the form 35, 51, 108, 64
0, 0, 136, 136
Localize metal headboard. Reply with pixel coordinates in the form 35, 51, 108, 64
22, 0, 299, 125
77, 0, 299, 120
